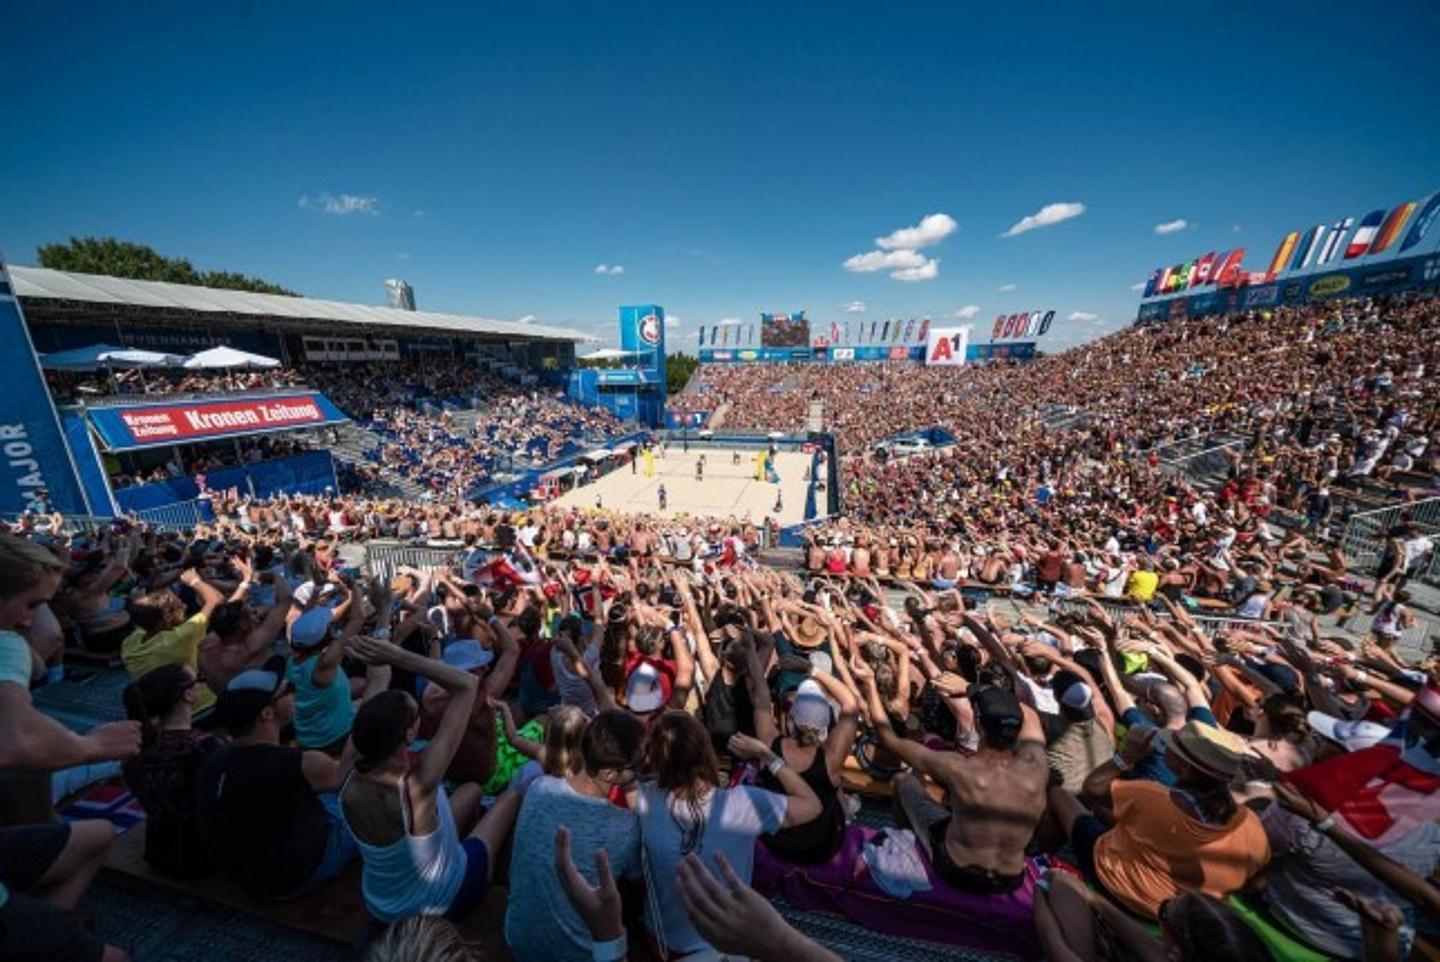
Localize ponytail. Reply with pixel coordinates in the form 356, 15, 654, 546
122, 664, 193, 748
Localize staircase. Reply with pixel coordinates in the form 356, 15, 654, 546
330, 422, 428, 500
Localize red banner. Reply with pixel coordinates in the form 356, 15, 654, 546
117, 397, 328, 442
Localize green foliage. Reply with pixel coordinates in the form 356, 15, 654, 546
666, 352, 699, 395
36, 237, 297, 296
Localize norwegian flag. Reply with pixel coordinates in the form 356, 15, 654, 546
61, 782, 147, 833
471, 552, 541, 591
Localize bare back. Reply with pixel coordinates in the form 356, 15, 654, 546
933, 743, 1048, 875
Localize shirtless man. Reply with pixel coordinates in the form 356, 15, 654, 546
854, 655, 1047, 894
850, 535, 872, 578
199, 575, 293, 692
935, 543, 962, 589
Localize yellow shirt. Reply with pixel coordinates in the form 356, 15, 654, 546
1126, 569, 1159, 602
121, 613, 216, 711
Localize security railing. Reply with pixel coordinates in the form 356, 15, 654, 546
1339, 495, 1440, 583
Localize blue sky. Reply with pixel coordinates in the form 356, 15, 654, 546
3, 1, 1438, 351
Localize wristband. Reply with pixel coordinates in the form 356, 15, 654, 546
1314, 814, 1336, 833
591, 932, 626, 962
1111, 752, 1130, 771
766, 754, 788, 776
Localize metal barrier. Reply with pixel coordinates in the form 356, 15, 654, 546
132, 500, 207, 532
0, 512, 115, 535
1339, 495, 1440, 582
364, 541, 466, 582
1047, 596, 1292, 640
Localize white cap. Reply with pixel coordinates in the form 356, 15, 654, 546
293, 581, 336, 607
1306, 711, 1391, 752
789, 679, 833, 734
626, 662, 666, 713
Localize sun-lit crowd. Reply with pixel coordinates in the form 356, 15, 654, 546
1, 293, 1438, 962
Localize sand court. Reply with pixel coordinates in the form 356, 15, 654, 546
554, 445, 823, 525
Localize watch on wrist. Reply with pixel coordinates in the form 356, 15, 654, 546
766, 753, 787, 776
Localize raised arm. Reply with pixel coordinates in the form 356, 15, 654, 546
728, 734, 820, 828
350, 634, 479, 795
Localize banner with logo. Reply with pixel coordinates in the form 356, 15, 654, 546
925, 326, 969, 366
87, 392, 349, 451
0, 257, 92, 515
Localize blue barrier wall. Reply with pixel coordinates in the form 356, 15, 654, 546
114, 450, 338, 513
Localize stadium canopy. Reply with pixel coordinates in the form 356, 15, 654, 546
183, 345, 281, 369
40, 343, 185, 371
9, 266, 596, 343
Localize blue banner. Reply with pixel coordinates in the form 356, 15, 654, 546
113, 450, 338, 514
0, 258, 91, 515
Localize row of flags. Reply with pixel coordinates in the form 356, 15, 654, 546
1146, 192, 1440, 298
696, 317, 933, 347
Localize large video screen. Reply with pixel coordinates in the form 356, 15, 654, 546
761, 311, 809, 348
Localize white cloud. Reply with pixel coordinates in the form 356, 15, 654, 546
593, 264, 625, 276
1129, 281, 1146, 291
954, 304, 982, 320
843, 300, 867, 313
998, 282, 1018, 292
1153, 218, 1189, 235
890, 258, 938, 282
413, 209, 426, 218
843, 248, 928, 273
516, 314, 538, 324
1233, 224, 1244, 233
665, 314, 681, 328
1068, 311, 1100, 322
874, 213, 958, 250
1001, 201, 1085, 237
395, 252, 411, 261
715, 317, 742, 326
298, 192, 378, 215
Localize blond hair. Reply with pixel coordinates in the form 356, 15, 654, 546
542, 705, 588, 777
365, 917, 477, 962
0, 534, 67, 600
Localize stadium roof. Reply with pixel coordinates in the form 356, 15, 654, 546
9, 265, 596, 343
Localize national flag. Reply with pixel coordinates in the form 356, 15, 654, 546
1399, 193, 1440, 252
1142, 268, 1161, 297
903, 319, 915, 341
916, 317, 930, 342
1317, 218, 1353, 265
1291, 226, 1324, 271
1213, 249, 1247, 287
59, 783, 147, 833
1175, 260, 1194, 288
1156, 266, 1173, 293
1191, 253, 1216, 287
895, 319, 907, 342
844, 321, 852, 343
1345, 210, 1385, 258
472, 553, 540, 591
830, 321, 840, 344
1266, 231, 1300, 278
881, 320, 891, 341
1369, 202, 1416, 255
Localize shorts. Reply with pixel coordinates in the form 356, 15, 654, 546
443, 838, 491, 921
930, 578, 958, 590
0, 822, 70, 891
0, 889, 105, 962
279, 793, 358, 900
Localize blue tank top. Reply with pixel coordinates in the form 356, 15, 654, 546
286, 656, 355, 750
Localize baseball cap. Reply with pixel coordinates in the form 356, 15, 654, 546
442, 639, 496, 673
789, 679, 833, 735
626, 662, 666, 714
289, 607, 335, 650
1050, 669, 1094, 720
213, 655, 289, 730
1306, 711, 1392, 752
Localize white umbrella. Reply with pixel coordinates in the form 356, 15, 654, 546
183, 346, 281, 369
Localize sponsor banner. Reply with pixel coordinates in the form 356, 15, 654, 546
0, 257, 91, 514
925, 327, 969, 366
1308, 273, 1352, 298
1358, 266, 1412, 289
619, 304, 666, 378
970, 341, 1037, 361
89, 392, 349, 451
1242, 284, 1280, 307
830, 347, 855, 361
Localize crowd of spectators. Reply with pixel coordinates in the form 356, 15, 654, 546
0, 294, 1437, 962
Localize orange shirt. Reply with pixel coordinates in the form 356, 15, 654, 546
1094, 779, 1269, 918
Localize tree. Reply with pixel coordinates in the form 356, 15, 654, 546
36, 237, 297, 296
667, 352, 699, 396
